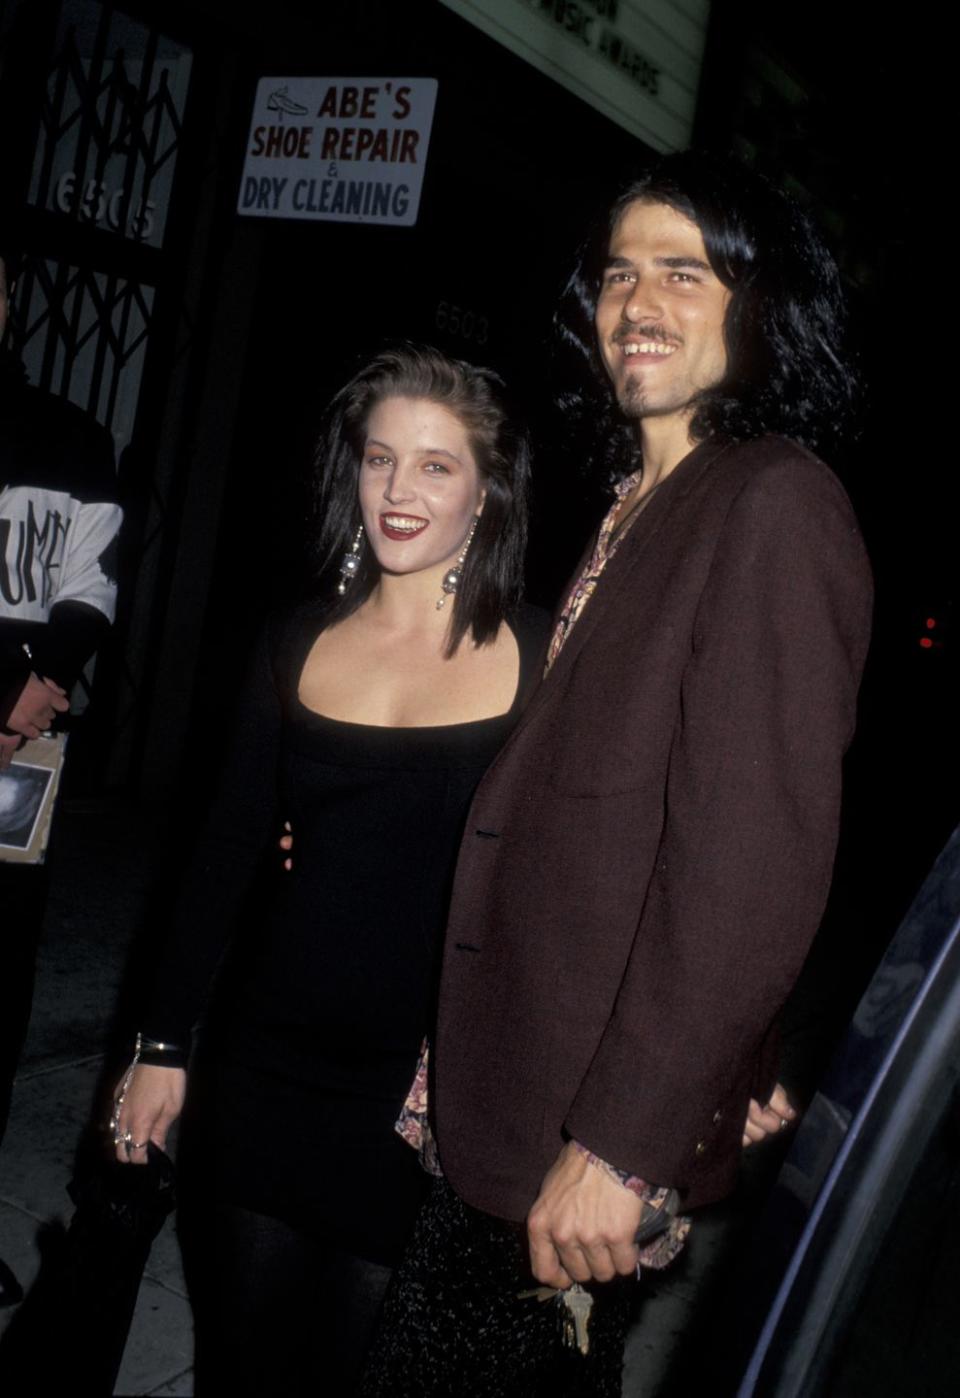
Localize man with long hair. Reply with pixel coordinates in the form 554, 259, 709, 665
365, 153, 874, 1395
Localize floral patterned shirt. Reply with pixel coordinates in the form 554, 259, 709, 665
544, 467, 643, 672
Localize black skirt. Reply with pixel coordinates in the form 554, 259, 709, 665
359, 1178, 635, 1397
178, 1049, 430, 1268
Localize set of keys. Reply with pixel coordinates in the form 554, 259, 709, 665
517, 1282, 594, 1355
516, 1186, 682, 1356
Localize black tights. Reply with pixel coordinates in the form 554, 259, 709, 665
182, 1201, 393, 1397
0, 864, 48, 1149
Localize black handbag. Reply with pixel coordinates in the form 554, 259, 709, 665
0, 1143, 176, 1394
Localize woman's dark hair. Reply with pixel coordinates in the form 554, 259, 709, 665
554, 150, 859, 485
311, 344, 530, 655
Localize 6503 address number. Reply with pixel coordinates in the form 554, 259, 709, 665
435, 300, 489, 346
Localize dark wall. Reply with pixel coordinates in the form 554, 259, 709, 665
197, 0, 651, 669
696, 0, 959, 1065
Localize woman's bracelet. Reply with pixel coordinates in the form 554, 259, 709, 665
134, 1031, 187, 1070
136, 1034, 182, 1056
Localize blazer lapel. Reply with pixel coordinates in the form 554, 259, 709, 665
505, 437, 732, 743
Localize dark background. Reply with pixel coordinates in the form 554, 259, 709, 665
2, 0, 956, 1043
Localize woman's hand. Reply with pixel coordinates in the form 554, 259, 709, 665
743, 1081, 796, 1146
112, 1063, 186, 1165
280, 820, 293, 871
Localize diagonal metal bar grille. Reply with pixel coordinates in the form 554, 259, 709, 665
9, 2, 195, 752
14, 253, 156, 715
29, 1, 192, 250
16, 254, 154, 446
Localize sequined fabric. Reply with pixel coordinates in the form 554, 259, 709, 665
358, 1179, 633, 1398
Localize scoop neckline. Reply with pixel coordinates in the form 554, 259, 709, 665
293, 692, 518, 733
292, 615, 526, 733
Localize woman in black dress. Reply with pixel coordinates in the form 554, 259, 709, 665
110, 346, 547, 1394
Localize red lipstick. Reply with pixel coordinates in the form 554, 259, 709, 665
379, 513, 429, 541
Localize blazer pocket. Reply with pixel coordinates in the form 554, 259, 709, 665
547, 731, 654, 797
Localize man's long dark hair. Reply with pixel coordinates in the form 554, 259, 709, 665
312, 345, 530, 655
554, 151, 859, 485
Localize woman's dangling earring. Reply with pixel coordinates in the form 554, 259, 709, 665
437, 517, 479, 610
337, 525, 364, 595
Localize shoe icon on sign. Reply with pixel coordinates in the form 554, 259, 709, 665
267, 86, 309, 118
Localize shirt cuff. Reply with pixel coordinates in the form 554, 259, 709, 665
571, 1138, 651, 1197
571, 1138, 692, 1271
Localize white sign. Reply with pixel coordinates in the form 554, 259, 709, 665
238, 77, 438, 227
439, 0, 710, 152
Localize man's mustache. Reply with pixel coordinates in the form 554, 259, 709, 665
613, 323, 681, 348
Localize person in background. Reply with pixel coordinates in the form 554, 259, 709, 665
0, 231, 121, 1308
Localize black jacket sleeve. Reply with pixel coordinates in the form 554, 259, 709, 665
29, 600, 112, 692
140, 625, 284, 1053
1, 650, 31, 729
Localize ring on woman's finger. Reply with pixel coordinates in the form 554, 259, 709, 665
116, 1129, 149, 1151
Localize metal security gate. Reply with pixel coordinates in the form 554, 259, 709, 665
1, 0, 226, 785
17, 0, 191, 447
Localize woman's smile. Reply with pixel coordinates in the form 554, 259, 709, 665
379, 513, 429, 540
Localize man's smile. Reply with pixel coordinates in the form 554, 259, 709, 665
621, 340, 678, 358
614, 324, 681, 363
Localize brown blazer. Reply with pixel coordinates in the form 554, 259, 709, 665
433, 435, 873, 1221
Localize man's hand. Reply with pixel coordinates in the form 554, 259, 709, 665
0, 731, 21, 770
527, 1141, 643, 1288
5, 674, 69, 739
743, 1081, 796, 1146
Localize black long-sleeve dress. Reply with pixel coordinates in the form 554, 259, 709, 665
143, 602, 548, 1265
